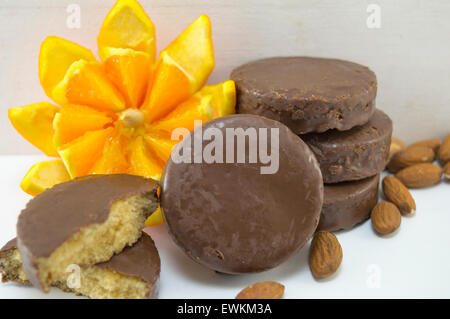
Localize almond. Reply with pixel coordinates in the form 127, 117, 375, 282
439, 134, 450, 164
388, 137, 406, 161
236, 281, 285, 299
387, 145, 435, 173
396, 163, 443, 188
409, 138, 441, 153
371, 201, 401, 235
382, 176, 416, 216
444, 162, 450, 180
309, 231, 343, 279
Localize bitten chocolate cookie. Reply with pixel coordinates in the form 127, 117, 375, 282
0, 233, 160, 299
302, 109, 392, 183
318, 174, 380, 232
161, 114, 324, 274
17, 174, 158, 292
231, 57, 377, 134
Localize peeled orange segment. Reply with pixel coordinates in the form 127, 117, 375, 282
128, 136, 163, 180
142, 14, 214, 122
52, 60, 125, 112
58, 127, 114, 178
199, 80, 236, 117
102, 47, 152, 108
39, 36, 97, 103
144, 135, 178, 163
98, 0, 156, 62
145, 206, 164, 227
53, 105, 113, 147
8, 102, 59, 157
20, 160, 70, 196
152, 94, 214, 134
90, 131, 129, 175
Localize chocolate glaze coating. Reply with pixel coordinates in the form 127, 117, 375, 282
161, 114, 324, 274
1, 238, 17, 252
318, 174, 380, 232
97, 232, 160, 298
302, 110, 392, 183
16, 174, 158, 289
231, 57, 377, 134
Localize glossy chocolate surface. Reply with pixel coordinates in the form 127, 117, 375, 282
161, 114, 324, 273
231, 57, 377, 134
302, 110, 392, 183
318, 174, 380, 232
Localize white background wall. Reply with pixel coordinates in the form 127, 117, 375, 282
0, 0, 449, 154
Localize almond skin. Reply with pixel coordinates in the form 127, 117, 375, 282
389, 137, 406, 161
387, 145, 435, 173
309, 231, 343, 279
371, 201, 401, 235
236, 281, 285, 299
409, 138, 441, 153
382, 176, 416, 216
439, 134, 450, 164
396, 163, 443, 188
444, 162, 450, 180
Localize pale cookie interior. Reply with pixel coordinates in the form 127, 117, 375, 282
35, 192, 157, 291
74, 266, 152, 299
0, 248, 29, 284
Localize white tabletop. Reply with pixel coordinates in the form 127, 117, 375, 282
1, 155, 449, 299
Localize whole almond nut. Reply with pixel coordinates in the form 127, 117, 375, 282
396, 163, 443, 188
371, 201, 401, 235
439, 134, 450, 164
236, 281, 285, 299
382, 176, 416, 216
387, 145, 435, 173
444, 162, 450, 180
409, 138, 441, 153
309, 231, 343, 279
388, 137, 406, 161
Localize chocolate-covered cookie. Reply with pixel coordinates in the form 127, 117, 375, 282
161, 114, 324, 274
17, 174, 158, 292
231, 57, 377, 134
0, 233, 160, 299
302, 110, 392, 183
318, 174, 380, 232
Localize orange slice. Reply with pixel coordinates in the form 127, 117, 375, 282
144, 134, 178, 163
98, 0, 156, 62
39, 36, 97, 103
102, 47, 152, 108
52, 60, 125, 112
8, 102, 59, 157
90, 131, 129, 174
20, 160, 70, 196
142, 14, 214, 122
58, 127, 114, 178
145, 206, 164, 227
199, 80, 236, 117
53, 105, 113, 147
128, 136, 163, 180
152, 94, 213, 135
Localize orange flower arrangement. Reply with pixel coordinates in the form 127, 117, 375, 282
8, 0, 235, 224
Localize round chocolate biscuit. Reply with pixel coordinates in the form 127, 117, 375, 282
161, 114, 324, 274
318, 174, 380, 232
302, 109, 392, 183
231, 56, 377, 134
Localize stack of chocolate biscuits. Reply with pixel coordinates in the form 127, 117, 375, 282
231, 56, 392, 232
